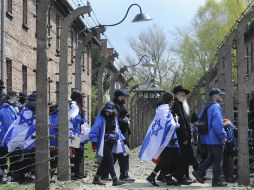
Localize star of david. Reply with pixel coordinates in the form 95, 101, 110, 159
19, 108, 35, 126
151, 119, 163, 136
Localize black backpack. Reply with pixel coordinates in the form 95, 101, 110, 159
197, 103, 215, 134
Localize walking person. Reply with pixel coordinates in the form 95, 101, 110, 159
223, 119, 237, 183
192, 88, 227, 187
69, 90, 86, 180
0, 91, 18, 183
171, 85, 198, 184
139, 92, 180, 187
111, 89, 135, 183
89, 101, 126, 186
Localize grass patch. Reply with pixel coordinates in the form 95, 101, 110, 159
84, 142, 95, 160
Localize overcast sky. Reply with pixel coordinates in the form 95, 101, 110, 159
69, 0, 208, 61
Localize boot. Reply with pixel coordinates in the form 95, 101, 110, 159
93, 175, 106, 185
112, 177, 125, 186
146, 175, 159, 187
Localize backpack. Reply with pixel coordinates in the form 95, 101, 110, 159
197, 103, 215, 134
224, 125, 236, 153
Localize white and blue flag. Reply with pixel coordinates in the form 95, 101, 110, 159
3, 106, 36, 152
139, 104, 178, 161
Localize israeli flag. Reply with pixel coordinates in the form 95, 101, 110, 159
4, 107, 36, 152
139, 104, 178, 161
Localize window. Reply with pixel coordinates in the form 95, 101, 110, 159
251, 42, 253, 72
247, 46, 250, 75
56, 81, 59, 104
7, 0, 12, 14
6, 59, 12, 92
87, 95, 90, 123
87, 49, 90, 75
56, 14, 60, 53
71, 30, 74, 63
22, 65, 27, 92
47, 7, 51, 36
22, 0, 28, 27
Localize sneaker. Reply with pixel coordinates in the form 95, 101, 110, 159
120, 176, 135, 183
166, 178, 179, 186
177, 178, 193, 185
192, 171, 205, 184
212, 181, 227, 187
225, 178, 235, 183
93, 177, 106, 185
146, 176, 159, 187
112, 178, 126, 186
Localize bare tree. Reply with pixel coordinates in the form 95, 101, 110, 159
127, 24, 180, 89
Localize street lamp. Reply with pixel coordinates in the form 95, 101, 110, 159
95, 4, 152, 28
109, 55, 155, 100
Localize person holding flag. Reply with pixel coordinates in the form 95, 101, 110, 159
89, 101, 126, 186
139, 92, 180, 186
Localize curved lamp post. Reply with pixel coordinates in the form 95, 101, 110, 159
58, 3, 152, 181
95, 4, 152, 28
109, 55, 155, 100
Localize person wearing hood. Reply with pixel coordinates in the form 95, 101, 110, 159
89, 101, 126, 186
0, 90, 18, 183
171, 85, 198, 185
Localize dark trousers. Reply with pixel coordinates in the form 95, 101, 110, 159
223, 151, 234, 179
113, 153, 129, 179
0, 147, 8, 170
71, 147, 84, 176
198, 145, 224, 182
153, 147, 179, 175
96, 143, 116, 178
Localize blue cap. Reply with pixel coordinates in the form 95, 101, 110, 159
28, 92, 37, 101
114, 89, 129, 97
104, 101, 115, 113
209, 88, 225, 96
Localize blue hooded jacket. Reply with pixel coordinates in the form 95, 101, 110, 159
199, 103, 226, 145
49, 112, 58, 147
89, 114, 125, 157
0, 103, 18, 147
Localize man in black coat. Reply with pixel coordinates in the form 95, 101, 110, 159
171, 85, 198, 185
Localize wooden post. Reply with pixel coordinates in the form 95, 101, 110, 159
35, 1, 50, 189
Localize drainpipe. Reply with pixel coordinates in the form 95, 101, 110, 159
1, 0, 6, 84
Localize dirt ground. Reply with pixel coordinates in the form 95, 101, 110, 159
1, 147, 254, 190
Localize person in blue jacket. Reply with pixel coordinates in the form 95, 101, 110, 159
0, 90, 18, 183
192, 88, 227, 187
89, 101, 126, 186
69, 90, 86, 180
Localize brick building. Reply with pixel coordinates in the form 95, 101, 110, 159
0, 0, 100, 122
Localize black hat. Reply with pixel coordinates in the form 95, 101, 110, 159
104, 101, 115, 113
114, 89, 129, 97
209, 88, 225, 96
28, 92, 37, 101
172, 85, 190, 95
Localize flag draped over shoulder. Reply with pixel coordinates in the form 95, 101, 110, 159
4, 106, 36, 152
139, 104, 178, 161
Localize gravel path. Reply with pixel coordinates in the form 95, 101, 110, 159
49, 147, 254, 190
3, 147, 252, 189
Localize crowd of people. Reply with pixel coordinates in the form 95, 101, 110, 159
140, 85, 238, 187
0, 77, 251, 187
